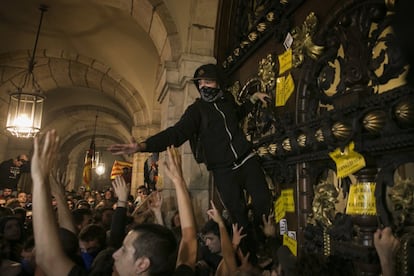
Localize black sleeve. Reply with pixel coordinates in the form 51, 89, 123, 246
144, 103, 201, 152
109, 207, 127, 249
224, 92, 254, 120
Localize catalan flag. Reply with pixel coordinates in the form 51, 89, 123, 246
82, 157, 92, 191
110, 160, 133, 180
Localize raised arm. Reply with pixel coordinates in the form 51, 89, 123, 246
109, 175, 130, 249
148, 191, 164, 226
207, 201, 237, 276
32, 130, 76, 275
164, 146, 197, 269
50, 169, 77, 234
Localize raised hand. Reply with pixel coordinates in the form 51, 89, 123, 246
112, 175, 131, 202
232, 223, 247, 249
237, 248, 253, 272
148, 191, 163, 211
206, 200, 224, 226
50, 169, 69, 196
107, 137, 141, 155
164, 146, 184, 184
261, 212, 276, 237
251, 92, 271, 105
31, 130, 60, 184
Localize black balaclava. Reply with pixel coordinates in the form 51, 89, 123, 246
193, 64, 225, 102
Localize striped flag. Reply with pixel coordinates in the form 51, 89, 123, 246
82, 157, 92, 191
110, 160, 133, 180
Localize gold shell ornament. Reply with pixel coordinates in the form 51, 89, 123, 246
394, 100, 414, 127
331, 122, 352, 140
268, 143, 277, 155
282, 138, 292, 151
257, 146, 269, 156
297, 134, 307, 147
362, 110, 386, 133
315, 128, 325, 142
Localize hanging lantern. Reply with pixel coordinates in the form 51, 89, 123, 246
5, 5, 48, 138
6, 91, 45, 138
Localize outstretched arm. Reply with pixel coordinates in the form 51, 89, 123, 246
164, 146, 197, 269
32, 130, 75, 275
107, 136, 146, 155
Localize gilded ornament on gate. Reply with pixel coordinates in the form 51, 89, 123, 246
315, 128, 325, 142
309, 181, 339, 227
268, 143, 277, 155
362, 110, 386, 133
388, 178, 414, 226
297, 133, 307, 147
266, 12, 275, 22
257, 22, 267, 32
394, 101, 414, 126
282, 138, 292, 151
291, 12, 324, 67
248, 32, 258, 42
257, 146, 269, 156
258, 54, 276, 89
331, 122, 352, 140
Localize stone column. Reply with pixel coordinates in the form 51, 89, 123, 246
66, 161, 78, 192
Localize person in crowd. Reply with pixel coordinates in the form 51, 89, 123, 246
94, 207, 114, 232
0, 235, 22, 276
0, 154, 30, 193
197, 218, 224, 274
205, 201, 237, 275
0, 215, 25, 263
20, 236, 36, 276
134, 185, 149, 205
108, 63, 272, 260
17, 192, 27, 208
1, 187, 14, 201
31, 130, 198, 275
78, 224, 107, 271
72, 208, 94, 232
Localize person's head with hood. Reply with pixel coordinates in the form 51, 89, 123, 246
192, 63, 226, 102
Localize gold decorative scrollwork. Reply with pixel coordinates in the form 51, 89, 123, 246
308, 180, 339, 227
388, 178, 414, 227
291, 12, 324, 68
258, 54, 276, 90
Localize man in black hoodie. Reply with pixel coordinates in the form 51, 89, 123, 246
108, 63, 272, 259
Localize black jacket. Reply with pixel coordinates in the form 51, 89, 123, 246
145, 92, 255, 170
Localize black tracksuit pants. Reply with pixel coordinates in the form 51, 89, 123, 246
212, 155, 272, 259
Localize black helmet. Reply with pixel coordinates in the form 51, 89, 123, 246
192, 64, 225, 90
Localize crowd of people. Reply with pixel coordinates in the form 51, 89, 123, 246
0, 62, 402, 275
0, 130, 401, 276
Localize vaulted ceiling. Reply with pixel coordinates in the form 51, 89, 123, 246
0, 0, 189, 171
